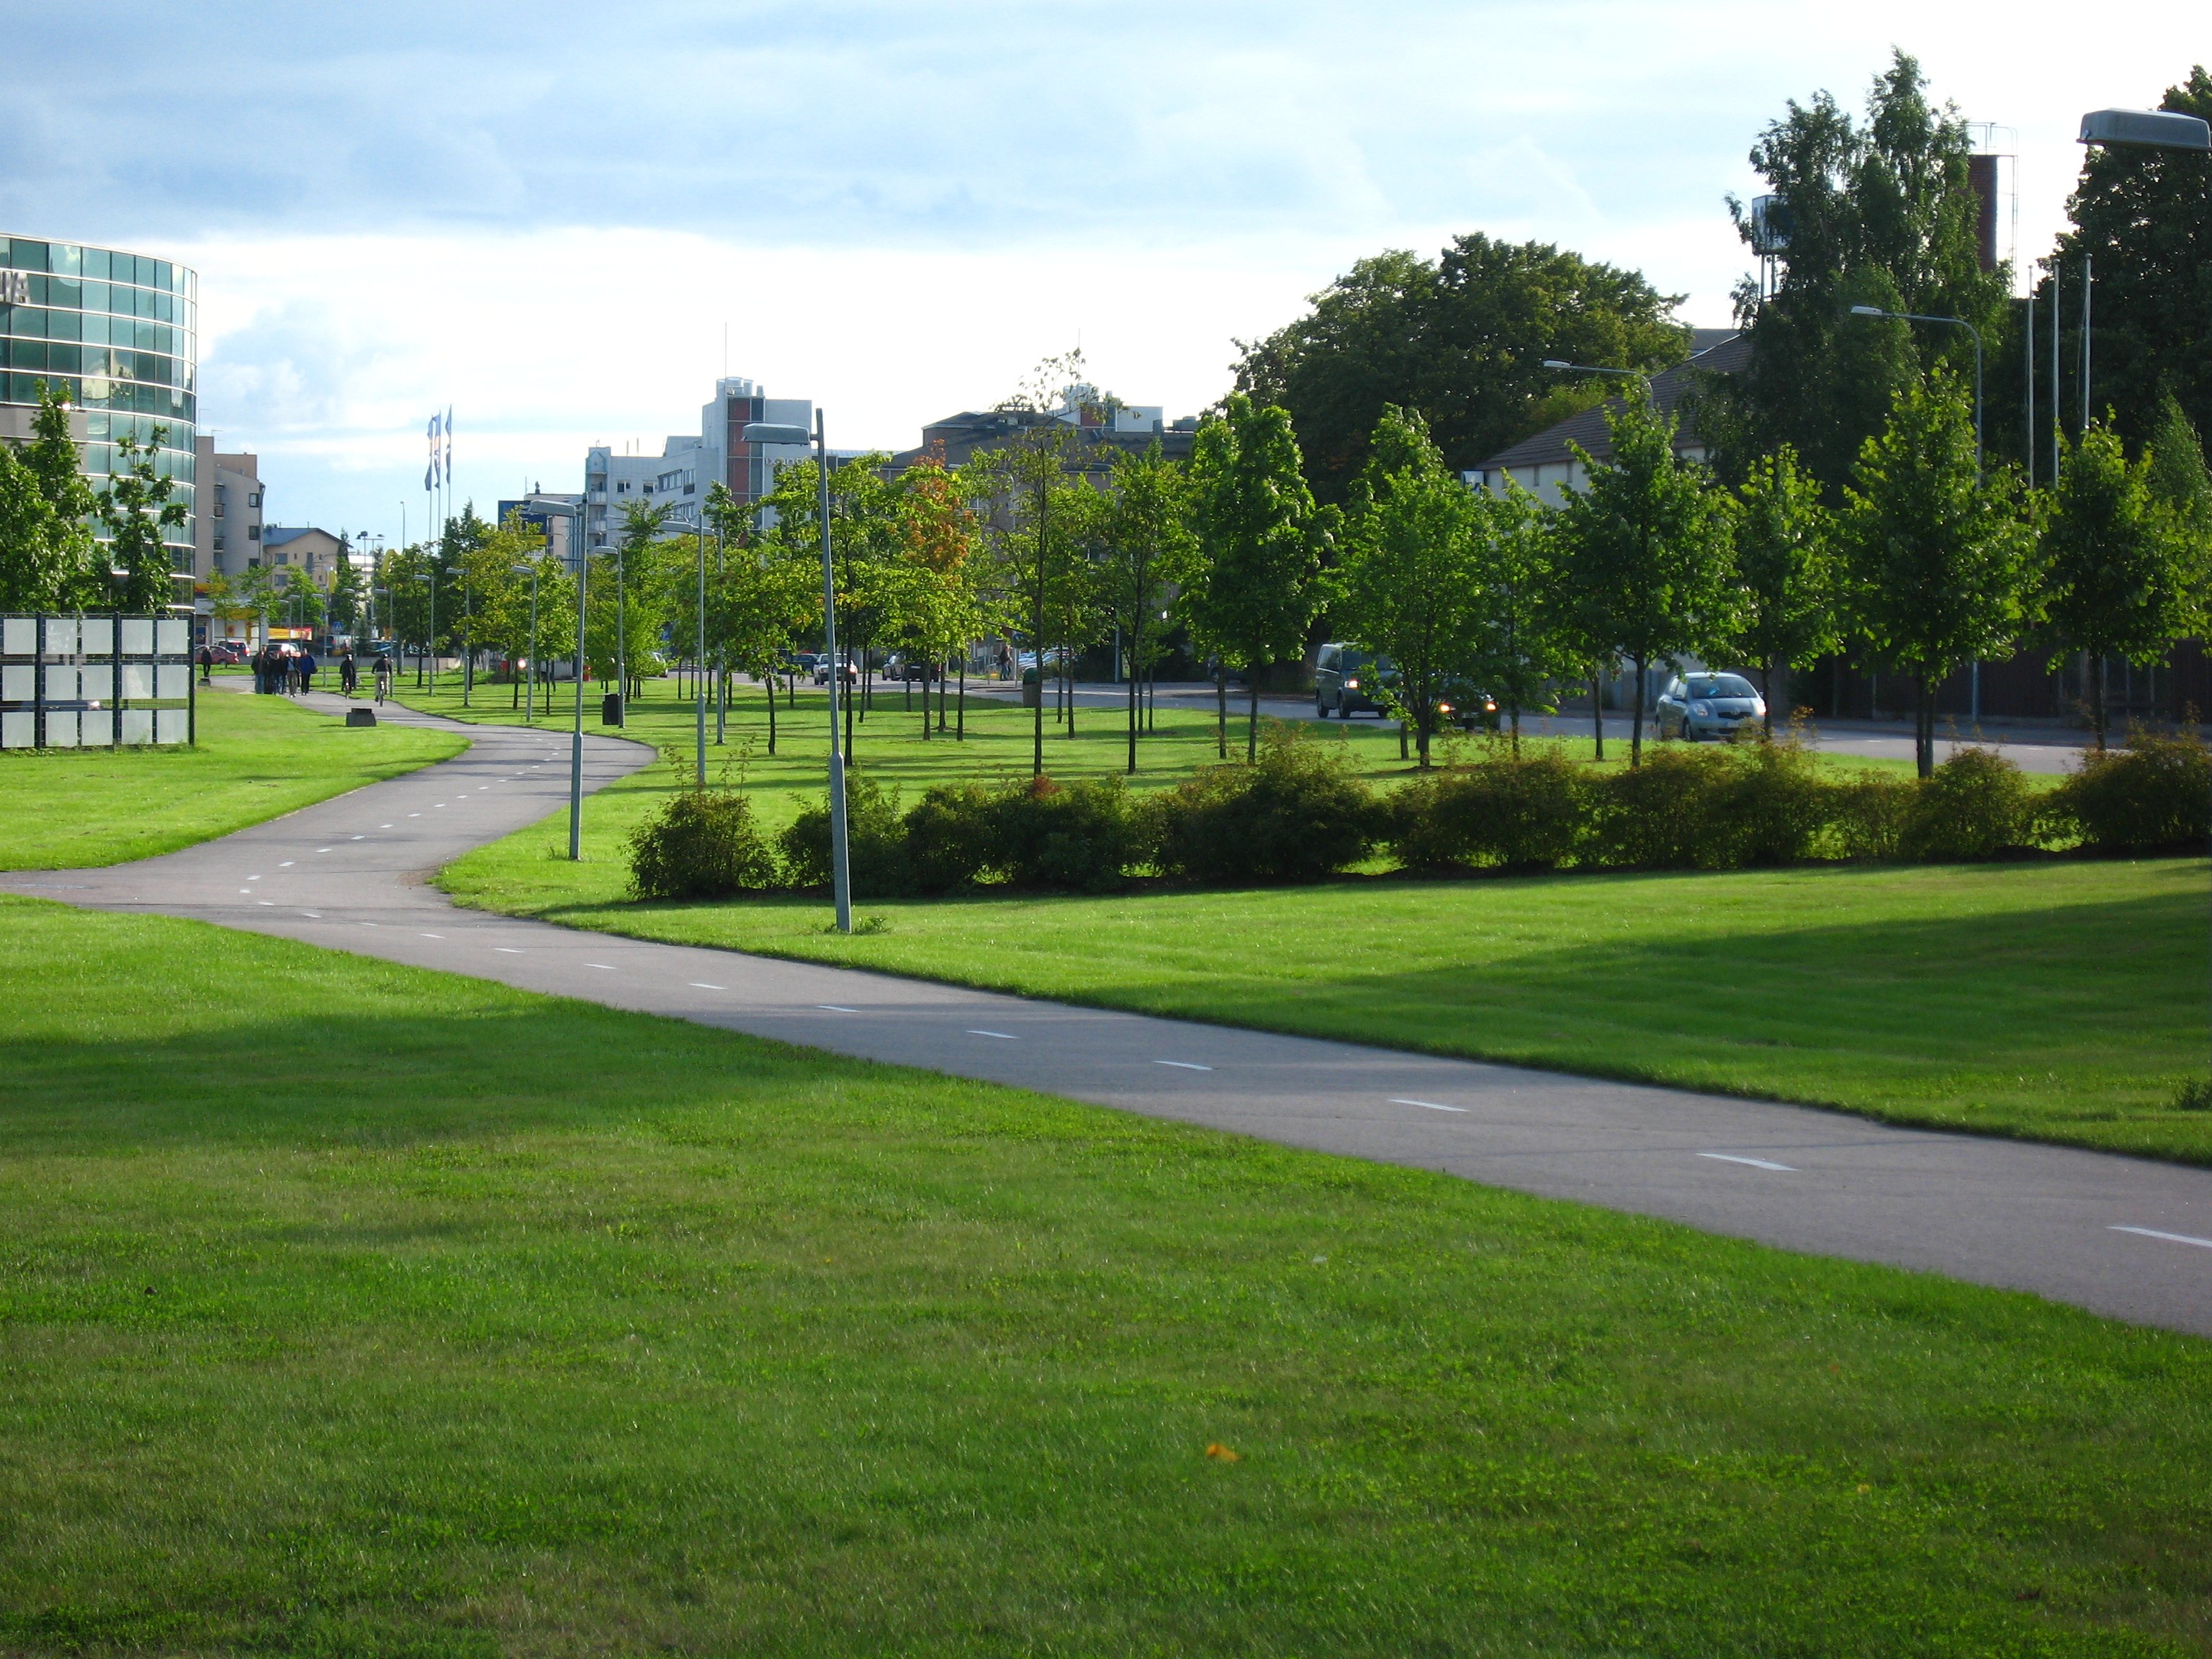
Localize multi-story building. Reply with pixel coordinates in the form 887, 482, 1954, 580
1, 233, 199, 606
583, 376, 814, 550
260, 526, 346, 585
891, 384, 1199, 474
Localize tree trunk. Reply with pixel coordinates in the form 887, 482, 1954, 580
958, 658, 966, 741
1215, 667, 1226, 760
1761, 656, 1774, 739
845, 649, 855, 762
1127, 626, 1140, 774
1915, 673, 1934, 778
1591, 675, 1604, 762
765, 672, 777, 757
2095, 656, 2108, 751
1509, 705, 1521, 758
1246, 673, 1260, 763
1629, 655, 1646, 768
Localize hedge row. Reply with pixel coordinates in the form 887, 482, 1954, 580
626, 728, 2211, 901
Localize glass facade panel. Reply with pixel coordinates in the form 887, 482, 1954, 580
1, 238, 197, 590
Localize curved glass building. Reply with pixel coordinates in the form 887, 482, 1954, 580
0, 235, 198, 597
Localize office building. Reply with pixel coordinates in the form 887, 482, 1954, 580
1, 233, 199, 604
584, 376, 814, 549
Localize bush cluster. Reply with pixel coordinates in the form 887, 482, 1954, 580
626, 728, 2209, 904
2042, 729, 2211, 853
626, 789, 779, 900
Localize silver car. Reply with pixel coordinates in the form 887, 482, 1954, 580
1656, 673, 1766, 740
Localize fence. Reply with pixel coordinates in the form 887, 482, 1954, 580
0, 615, 194, 749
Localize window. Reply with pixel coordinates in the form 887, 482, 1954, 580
248, 525, 260, 541
247, 493, 259, 507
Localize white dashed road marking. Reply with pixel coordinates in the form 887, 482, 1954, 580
585, 963, 617, 971
495, 947, 524, 954
967, 1029, 1018, 1040
420, 932, 444, 940
1156, 1060, 1213, 1071
690, 982, 726, 991
2111, 1226, 2212, 1250
817, 1004, 860, 1013
1391, 1097, 1467, 1113
1699, 1152, 1797, 1172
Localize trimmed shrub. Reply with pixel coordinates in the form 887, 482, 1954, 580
1825, 771, 1915, 860
1149, 726, 1379, 885
992, 775, 1143, 891
778, 773, 911, 896
626, 789, 779, 900
2044, 729, 2211, 853
1588, 745, 1739, 870
905, 783, 999, 894
1898, 747, 2035, 862
1388, 747, 1588, 871
1713, 738, 1832, 867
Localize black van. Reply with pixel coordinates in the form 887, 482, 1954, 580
1314, 642, 1390, 718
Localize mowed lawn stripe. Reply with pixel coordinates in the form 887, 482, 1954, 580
0, 894, 2208, 1654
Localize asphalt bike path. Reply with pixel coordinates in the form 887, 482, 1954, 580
9, 680, 2208, 1338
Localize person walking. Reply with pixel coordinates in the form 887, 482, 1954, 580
196, 644, 212, 685
300, 648, 318, 695
339, 649, 357, 696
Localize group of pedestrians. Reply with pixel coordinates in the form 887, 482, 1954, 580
251, 644, 320, 696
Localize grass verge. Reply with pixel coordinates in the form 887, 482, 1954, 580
0, 688, 467, 868
423, 681, 2203, 1164
1, 891, 2208, 1655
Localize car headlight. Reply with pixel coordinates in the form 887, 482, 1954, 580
1690, 701, 1711, 716
1344, 678, 1359, 689
1438, 701, 1454, 714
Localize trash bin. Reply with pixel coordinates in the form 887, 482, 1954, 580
1020, 669, 1040, 709
601, 693, 624, 727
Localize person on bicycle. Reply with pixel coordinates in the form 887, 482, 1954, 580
374, 655, 392, 703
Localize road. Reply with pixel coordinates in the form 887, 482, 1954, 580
970, 680, 2092, 774
7, 683, 2208, 1339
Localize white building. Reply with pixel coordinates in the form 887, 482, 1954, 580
584, 375, 814, 550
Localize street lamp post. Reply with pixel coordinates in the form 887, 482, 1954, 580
2077, 104, 2212, 1095
413, 571, 436, 693
742, 414, 850, 933
695, 521, 707, 787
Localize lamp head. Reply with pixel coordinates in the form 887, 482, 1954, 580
1849, 305, 1888, 318
741, 422, 813, 446
1541, 359, 1572, 370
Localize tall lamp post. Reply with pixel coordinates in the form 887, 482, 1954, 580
742, 413, 850, 933
412, 570, 436, 693
694, 521, 707, 786
2077, 104, 2212, 1094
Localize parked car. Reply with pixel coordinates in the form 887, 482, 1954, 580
1655, 672, 1766, 740
813, 657, 858, 687
1313, 643, 1391, 717
889, 655, 940, 683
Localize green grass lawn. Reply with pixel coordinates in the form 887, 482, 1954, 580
0, 688, 467, 869
414, 678, 2200, 1166
2, 892, 2208, 1655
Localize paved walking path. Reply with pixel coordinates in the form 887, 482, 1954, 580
9, 683, 2210, 1339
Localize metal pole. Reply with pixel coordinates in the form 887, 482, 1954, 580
615, 537, 626, 722
2080, 254, 2093, 434
525, 565, 539, 724
696, 523, 706, 787
2049, 260, 2062, 481
817, 410, 852, 934
2025, 280, 2036, 490
569, 512, 587, 860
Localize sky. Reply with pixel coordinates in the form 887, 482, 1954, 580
2, 1, 2203, 544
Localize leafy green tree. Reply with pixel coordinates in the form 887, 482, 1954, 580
896, 454, 987, 743
589, 499, 673, 697
1707, 51, 2013, 487
1731, 446, 1838, 734
1336, 408, 1485, 769
1186, 392, 1323, 762
382, 544, 441, 685
2144, 393, 2212, 565
2039, 426, 2197, 748
1469, 482, 1570, 755
1841, 371, 2036, 775
0, 383, 100, 610
2054, 66, 2212, 449
326, 542, 369, 639
701, 482, 819, 755
1555, 386, 1739, 765
96, 426, 187, 613
1097, 442, 1192, 772
1234, 235, 1690, 503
